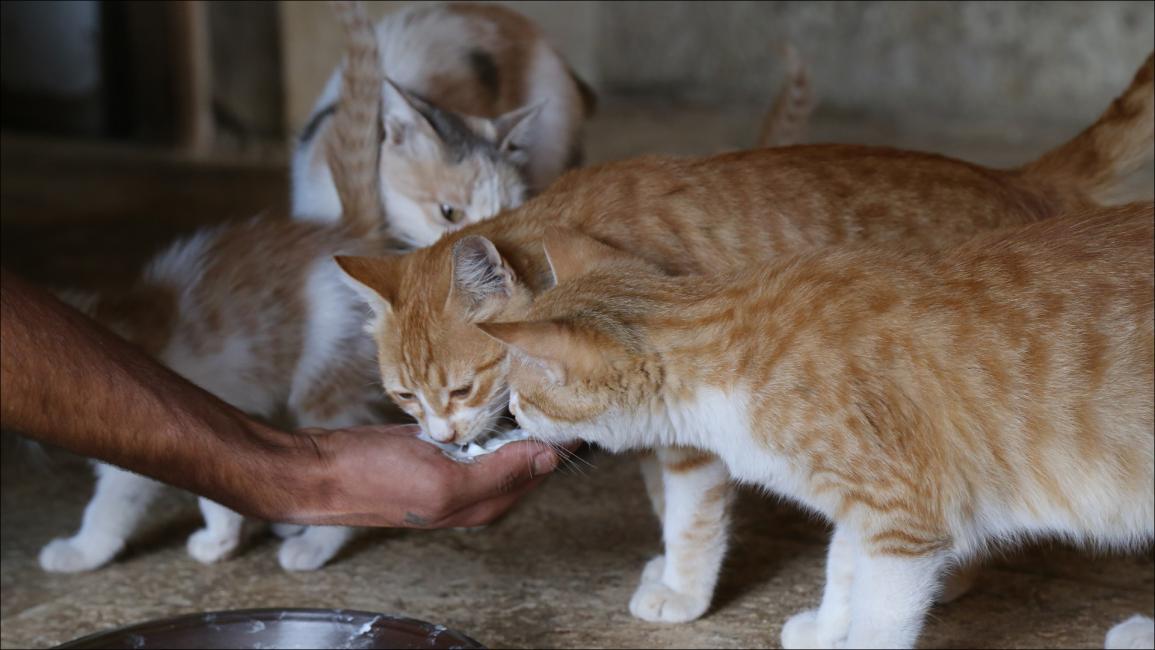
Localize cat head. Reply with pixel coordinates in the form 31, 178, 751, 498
336, 227, 665, 447
335, 233, 536, 444
476, 230, 672, 451
378, 80, 540, 247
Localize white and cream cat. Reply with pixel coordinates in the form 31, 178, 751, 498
291, 1, 596, 246
39, 2, 398, 574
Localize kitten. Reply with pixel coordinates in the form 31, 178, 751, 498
479, 203, 1154, 649
39, 2, 397, 574
292, 1, 596, 246
37, 220, 393, 574
336, 53, 1154, 623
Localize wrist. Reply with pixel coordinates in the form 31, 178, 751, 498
244, 423, 341, 524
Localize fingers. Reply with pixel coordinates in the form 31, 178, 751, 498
413, 477, 546, 529
401, 442, 560, 529
457, 440, 562, 499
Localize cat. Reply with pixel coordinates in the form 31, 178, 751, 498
291, 1, 597, 246
335, 53, 1154, 624
39, 1, 398, 574
476, 203, 1154, 649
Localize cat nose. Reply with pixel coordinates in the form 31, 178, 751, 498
426, 419, 456, 443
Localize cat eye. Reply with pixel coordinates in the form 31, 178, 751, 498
449, 384, 472, 399
439, 203, 465, 224
394, 391, 415, 401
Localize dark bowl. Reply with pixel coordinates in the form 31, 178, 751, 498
54, 608, 485, 649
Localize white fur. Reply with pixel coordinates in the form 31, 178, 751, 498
514, 379, 1154, 646
39, 464, 163, 572
629, 448, 730, 623
291, 5, 474, 222
521, 38, 585, 191
1107, 615, 1155, 650
187, 497, 244, 564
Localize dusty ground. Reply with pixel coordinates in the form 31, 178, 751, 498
1, 102, 1152, 649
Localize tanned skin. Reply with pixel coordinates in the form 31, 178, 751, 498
0, 270, 560, 529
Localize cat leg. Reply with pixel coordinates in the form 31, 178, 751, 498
39, 463, 164, 572
280, 365, 378, 571
1106, 615, 1154, 650
843, 538, 947, 649
638, 450, 665, 524
186, 498, 245, 564
278, 525, 356, 572
629, 447, 732, 623
781, 524, 856, 649
271, 523, 306, 538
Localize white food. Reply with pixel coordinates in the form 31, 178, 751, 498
418, 428, 534, 462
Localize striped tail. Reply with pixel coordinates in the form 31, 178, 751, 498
326, 1, 386, 236
1020, 52, 1154, 204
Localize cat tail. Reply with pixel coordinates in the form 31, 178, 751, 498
1020, 52, 1154, 204
756, 43, 815, 148
326, 1, 386, 237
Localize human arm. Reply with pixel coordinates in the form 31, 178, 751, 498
0, 270, 559, 527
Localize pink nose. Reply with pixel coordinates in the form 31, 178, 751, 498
427, 421, 458, 444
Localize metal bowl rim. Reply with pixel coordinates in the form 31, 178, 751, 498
54, 607, 484, 649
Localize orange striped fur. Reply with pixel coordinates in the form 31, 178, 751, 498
486, 204, 1154, 647
337, 52, 1155, 628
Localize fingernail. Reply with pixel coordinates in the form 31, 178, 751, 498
532, 451, 558, 475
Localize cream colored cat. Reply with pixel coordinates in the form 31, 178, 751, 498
481, 204, 1154, 649
338, 54, 1154, 624
292, 1, 596, 245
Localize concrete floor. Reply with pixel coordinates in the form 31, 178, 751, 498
1, 102, 1153, 649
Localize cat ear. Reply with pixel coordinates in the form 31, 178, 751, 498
476, 320, 604, 385
491, 101, 543, 165
380, 77, 440, 156
450, 236, 518, 321
334, 255, 397, 319
542, 227, 641, 286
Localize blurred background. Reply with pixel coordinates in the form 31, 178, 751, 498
2, 3, 1153, 648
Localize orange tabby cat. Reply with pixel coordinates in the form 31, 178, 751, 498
479, 203, 1154, 649
337, 53, 1154, 623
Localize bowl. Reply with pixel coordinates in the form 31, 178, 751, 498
54, 608, 485, 649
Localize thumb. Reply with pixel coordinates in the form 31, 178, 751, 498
464, 441, 561, 498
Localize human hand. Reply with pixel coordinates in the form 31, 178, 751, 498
282, 424, 566, 528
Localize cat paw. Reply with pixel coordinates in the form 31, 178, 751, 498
186, 529, 239, 564
781, 610, 846, 649
270, 523, 305, 539
277, 536, 335, 572
628, 558, 710, 623
1106, 615, 1154, 650
39, 537, 119, 573
641, 555, 666, 582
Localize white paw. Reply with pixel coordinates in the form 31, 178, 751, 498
641, 555, 666, 582
277, 536, 335, 572
39, 537, 120, 573
270, 523, 305, 539
1106, 615, 1154, 650
628, 557, 710, 623
781, 610, 847, 649
186, 529, 239, 564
